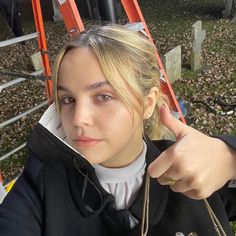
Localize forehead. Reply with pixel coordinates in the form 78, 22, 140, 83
58, 47, 107, 86
60, 47, 96, 69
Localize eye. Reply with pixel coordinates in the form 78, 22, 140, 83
60, 96, 75, 105
96, 94, 113, 103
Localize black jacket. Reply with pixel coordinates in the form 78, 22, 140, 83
0, 118, 236, 235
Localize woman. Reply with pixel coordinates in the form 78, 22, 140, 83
0, 25, 235, 236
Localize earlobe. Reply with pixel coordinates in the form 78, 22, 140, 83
143, 87, 159, 119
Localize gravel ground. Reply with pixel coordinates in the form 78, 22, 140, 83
0, 0, 236, 184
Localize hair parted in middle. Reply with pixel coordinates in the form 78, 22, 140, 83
52, 24, 170, 140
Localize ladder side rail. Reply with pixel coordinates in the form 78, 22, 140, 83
0, 171, 3, 184
55, 0, 85, 38
31, 0, 52, 99
121, 0, 186, 123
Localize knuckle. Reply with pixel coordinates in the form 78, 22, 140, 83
170, 148, 181, 160
172, 145, 184, 157
191, 175, 204, 189
175, 164, 192, 177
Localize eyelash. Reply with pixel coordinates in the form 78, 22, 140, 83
60, 97, 74, 105
95, 94, 113, 103
59, 93, 114, 106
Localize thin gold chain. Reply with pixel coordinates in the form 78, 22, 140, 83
203, 199, 227, 236
141, 173, 150, 236
140, 176, 227, 236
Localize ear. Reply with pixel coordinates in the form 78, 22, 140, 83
143, 87, 159, 119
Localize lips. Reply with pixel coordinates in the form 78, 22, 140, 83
73, 137, 101, 147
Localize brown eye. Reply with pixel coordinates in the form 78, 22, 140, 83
96, 94, 113, 103
60, 97, 75, 105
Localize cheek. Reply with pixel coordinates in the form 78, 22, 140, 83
60, 111, 72, 133
102, 108, 139, 134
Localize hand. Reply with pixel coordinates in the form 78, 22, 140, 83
148, 106, 236, 199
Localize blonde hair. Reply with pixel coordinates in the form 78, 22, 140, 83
52, 25, 169, 140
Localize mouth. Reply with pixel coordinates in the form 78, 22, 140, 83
73, 137, 101, 147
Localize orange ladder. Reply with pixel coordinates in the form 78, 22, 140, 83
0, 171, 3, 185
0, 0, 52, 188
55, 0, 186, 123
31, 0, 52, 100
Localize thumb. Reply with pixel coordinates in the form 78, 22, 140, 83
160, 106, 188, 138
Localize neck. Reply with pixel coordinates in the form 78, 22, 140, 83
101, 139, 144, 168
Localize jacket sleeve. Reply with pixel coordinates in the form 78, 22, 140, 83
215, 135, 236, 221
0, 155, 44, 236
218, 183, 236, 222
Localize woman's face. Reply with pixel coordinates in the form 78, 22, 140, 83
57, 47, 144, 168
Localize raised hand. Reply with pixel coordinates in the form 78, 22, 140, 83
148, 106, 236, 199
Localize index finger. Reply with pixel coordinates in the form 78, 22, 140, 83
148, 149, 173, 178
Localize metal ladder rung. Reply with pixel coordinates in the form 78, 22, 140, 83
125, 22, 147, 36
0, 32, 39, 48
0, 69, 44, 92
0, 100, 48, 129
0, 142, 27, 162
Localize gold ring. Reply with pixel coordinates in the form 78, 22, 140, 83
164, 172, 176, 185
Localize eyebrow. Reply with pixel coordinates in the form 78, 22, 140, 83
57, 85, 70, 92
57, 80, 111, 92
87, 80, 110, 90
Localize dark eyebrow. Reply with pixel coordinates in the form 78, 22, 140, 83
57, 85, 70, 92
57, 80, 111, 92
87, 80, 110, 90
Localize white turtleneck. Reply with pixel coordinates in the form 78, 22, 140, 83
94, 141, 147, 210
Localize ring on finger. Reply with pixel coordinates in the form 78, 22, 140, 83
164, 172, 176, 185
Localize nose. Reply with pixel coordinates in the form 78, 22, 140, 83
72, 102, 93, 127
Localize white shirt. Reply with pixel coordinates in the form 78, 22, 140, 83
94, 141, 147, 210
